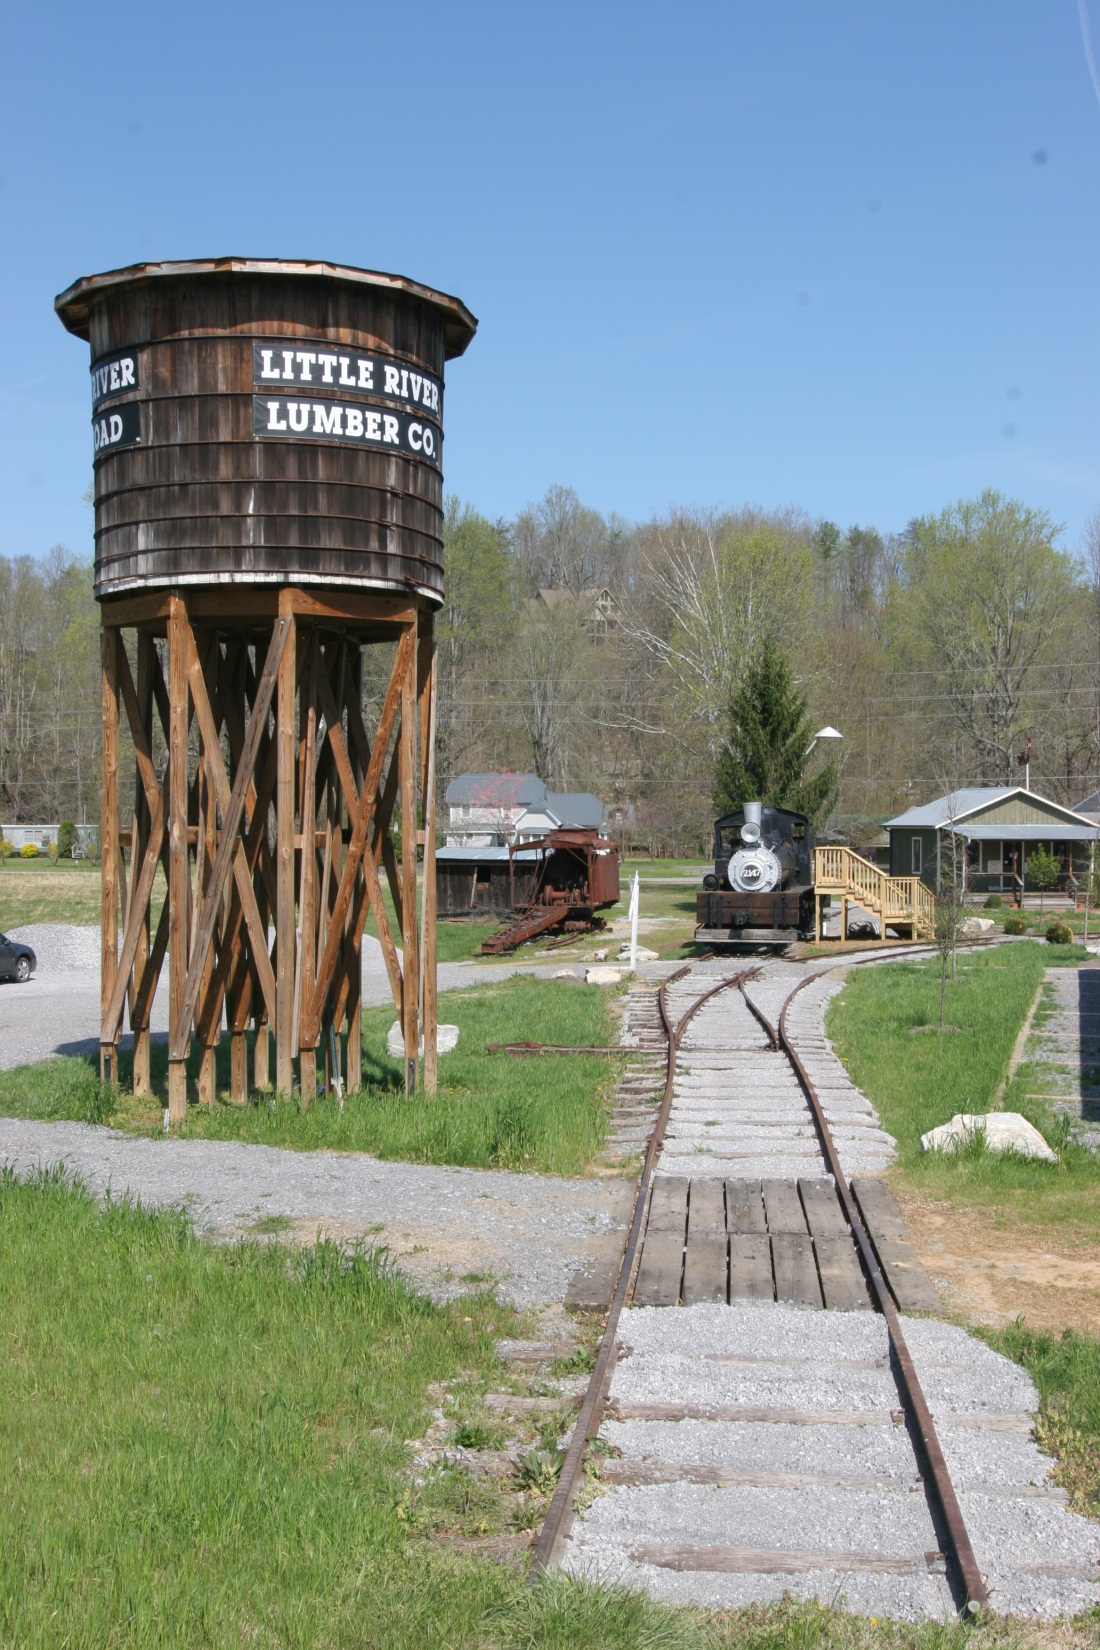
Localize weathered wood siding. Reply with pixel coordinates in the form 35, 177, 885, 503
56, 262, 475, 604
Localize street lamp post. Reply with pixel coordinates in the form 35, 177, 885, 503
805, 725, 843, 759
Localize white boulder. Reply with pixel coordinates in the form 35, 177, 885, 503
618, 944, 659, 962
959, 916, 997, 938
920, 1111, 1057, 1162
586, 965, 624, 985
386, 1022, 460, 1059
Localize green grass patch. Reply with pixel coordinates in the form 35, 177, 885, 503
0, 976, 618, 1176
363, 880, 498, 962
826, 943, 1100, 1230
4, 1174, 1098, 1646
0, 858, 139, 928
979, 1323, 1100, 1517
0, 1168, 698, 1649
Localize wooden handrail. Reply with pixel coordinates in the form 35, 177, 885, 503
813, 846, 935, 936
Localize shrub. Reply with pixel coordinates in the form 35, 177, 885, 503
0, 839, 12, 859
1003, 914, 1028, 935
1046, 920, 1074, 946
984, 893, 1003, 909
56, 821, 76, 860
47, 841, 58, 863
19, 843, 39, 859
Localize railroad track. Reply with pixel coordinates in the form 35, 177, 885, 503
535, 952, 1100, 1621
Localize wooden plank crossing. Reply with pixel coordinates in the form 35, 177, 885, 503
851, 1178, 944, 1315
622, 1177, 938, 1314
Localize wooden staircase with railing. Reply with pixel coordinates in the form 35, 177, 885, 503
813, 846, 935, 941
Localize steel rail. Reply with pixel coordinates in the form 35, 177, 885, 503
532, 941, 1007, 1597
530, 961, 756, 1574
740, 968, 991, 1614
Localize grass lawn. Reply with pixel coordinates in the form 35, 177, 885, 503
0, 857, 123, 928
825, 941, 1100, 1229
0, 1168, 674, 1650
827, 941, 1100, 1522
0, 975, 620, 1176
5, 1171, 1095, 1650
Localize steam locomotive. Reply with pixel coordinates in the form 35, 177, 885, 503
694, 801, 816, 947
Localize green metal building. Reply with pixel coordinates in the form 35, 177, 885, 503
885, 787, 1098, 897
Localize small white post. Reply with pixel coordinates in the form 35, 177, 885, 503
629, 870, 640, 971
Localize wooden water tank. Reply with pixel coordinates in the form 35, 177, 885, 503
55, 258, 477, 604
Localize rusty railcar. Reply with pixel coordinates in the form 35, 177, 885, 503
56, 258, 476, 1114
481, 829, 621, 953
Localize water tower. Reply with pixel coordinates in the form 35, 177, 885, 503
56, 258, 477, 1119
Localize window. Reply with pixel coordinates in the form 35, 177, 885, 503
911, 836, 923, 875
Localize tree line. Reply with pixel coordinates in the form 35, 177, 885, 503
5, 486, 1099, 854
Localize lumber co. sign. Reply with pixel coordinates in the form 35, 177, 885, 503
251, 339, 443, 466
253, 334, 441, 465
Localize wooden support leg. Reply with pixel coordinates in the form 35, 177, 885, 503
100, 627, 120, 1088
197, 744, 218, 1105
298, 635, 319, 1105
254, 1014, 270, 1088
346, 649, 363, 1092
276, 599, 297, 1095
400, 620, 419, 1094
417, 617, 438, 1096
131, 632, 153, 1096
198, 1046, 217, 1105
231, 1033, 247, 1103
167, 595, 190, 1123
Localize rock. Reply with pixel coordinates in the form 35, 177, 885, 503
920, 1111, 1057, 1162
618, 944, 659, 962
386, 1022, 460, 1059
589, 948, 609, 962
553, 969, 576, 980
585, 966, 624, 985
959, 916, 996, 937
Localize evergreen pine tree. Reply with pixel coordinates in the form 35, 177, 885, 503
714, 636, 837, 823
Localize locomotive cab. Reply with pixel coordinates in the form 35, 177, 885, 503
696, 801, 816, 947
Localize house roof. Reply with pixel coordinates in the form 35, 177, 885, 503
886, 786, 1097, 837
548, 791, 606, 829
885, 788, 1012, 827
445, 772, 548, 809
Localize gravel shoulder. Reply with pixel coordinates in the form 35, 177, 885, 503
0, 1116, 633, 1309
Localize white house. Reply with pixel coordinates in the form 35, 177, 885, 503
445, 774, 608, 846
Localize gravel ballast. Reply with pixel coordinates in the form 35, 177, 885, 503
564, 1302, 1100, 1620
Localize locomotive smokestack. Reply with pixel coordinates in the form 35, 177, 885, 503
741, 800, 762, 845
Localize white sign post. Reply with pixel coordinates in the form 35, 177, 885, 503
628, 870, 640, 971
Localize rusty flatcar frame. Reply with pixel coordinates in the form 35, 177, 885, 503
98, 585, 439, 1117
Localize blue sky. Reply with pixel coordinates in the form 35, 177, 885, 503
2, 0, 1099, 560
